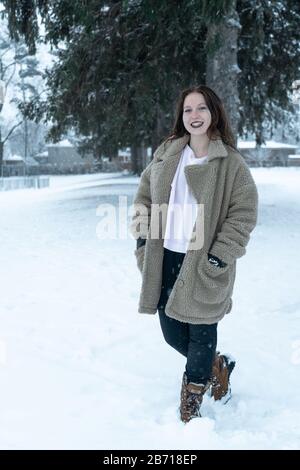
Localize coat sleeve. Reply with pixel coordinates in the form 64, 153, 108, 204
209, 162, 258, 265
130, 161, 154, 243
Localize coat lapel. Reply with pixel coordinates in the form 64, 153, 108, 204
153, 134, 228, 206
184, 160, 218, 204
151, 154, 181, 205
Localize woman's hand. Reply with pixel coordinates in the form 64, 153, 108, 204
207, 253, 227, 268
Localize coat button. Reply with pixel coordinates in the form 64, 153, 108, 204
178, 279, 184, 287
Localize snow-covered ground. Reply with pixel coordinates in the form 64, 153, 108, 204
0, 168, 300, 450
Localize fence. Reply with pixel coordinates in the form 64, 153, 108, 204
0, 176, 50, 191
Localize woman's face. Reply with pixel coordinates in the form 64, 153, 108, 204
182, 92, 212, 136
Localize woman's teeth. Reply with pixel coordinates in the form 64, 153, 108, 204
191, 122, 204, 128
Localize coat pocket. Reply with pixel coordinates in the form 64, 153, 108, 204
194, 255, 234, 304
134, 244, 146, 274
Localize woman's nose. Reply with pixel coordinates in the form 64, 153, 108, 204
191, 112, 200, 119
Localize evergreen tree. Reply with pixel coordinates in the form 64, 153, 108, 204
2, 0, 300, 171
237, 0, 300, 144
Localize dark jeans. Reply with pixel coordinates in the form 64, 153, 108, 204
157, 247, 217, 385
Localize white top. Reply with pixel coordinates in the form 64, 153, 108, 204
163, 144, 207, 253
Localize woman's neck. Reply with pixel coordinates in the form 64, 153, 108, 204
189, 134, 210, 158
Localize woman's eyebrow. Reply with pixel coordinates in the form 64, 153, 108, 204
184, 103, 206, 108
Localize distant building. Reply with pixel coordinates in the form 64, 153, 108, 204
115, 145, 151, 172
117, 148, 131, 171
2, 154, 39, 177
2, 154, 24, 176
287, 153, 300, 166
46, 139, 96, 173
4, 139, 298, 177
116, 141, 299, 170
34, 150, 49, 165
238, 140, 298, 166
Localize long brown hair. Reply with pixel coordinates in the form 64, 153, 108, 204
165, 85, 236, 150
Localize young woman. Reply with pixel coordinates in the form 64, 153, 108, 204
131, 85, 258, 423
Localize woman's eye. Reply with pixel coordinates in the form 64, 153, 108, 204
184, 107, 206, 112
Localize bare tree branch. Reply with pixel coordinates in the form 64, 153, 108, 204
3, 120, 23, 143
6, 61, 16, 87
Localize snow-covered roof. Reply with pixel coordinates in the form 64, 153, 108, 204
4, 155, 39, 166
35, 150, 48, 158
238, 140, 298, 149
47, 139, 74, 148
118, 148, 130, 157
4, 154, 24, 162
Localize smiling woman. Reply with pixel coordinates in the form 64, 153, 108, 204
183, 93, 211, 132
182, 93, 212, 158
172, 85, 236, 158
131, 84, 258, 424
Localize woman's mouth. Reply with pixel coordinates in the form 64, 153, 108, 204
190, 121, 204, 128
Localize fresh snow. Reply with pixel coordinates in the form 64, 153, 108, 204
0, 168, 300, 450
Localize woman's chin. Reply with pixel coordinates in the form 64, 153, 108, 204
189, 128, 208, 136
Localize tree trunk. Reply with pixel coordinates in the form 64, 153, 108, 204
131, 144, 147, 176
151, 102, 169, 158
131, 144, 139, 175
205, 0, 241, 144
140, 141, 148, 171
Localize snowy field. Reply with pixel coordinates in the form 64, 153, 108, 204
0, 168, 300, 450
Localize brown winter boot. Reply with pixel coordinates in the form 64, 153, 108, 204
210, 352, 236, 402
180, 372, 210, 423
